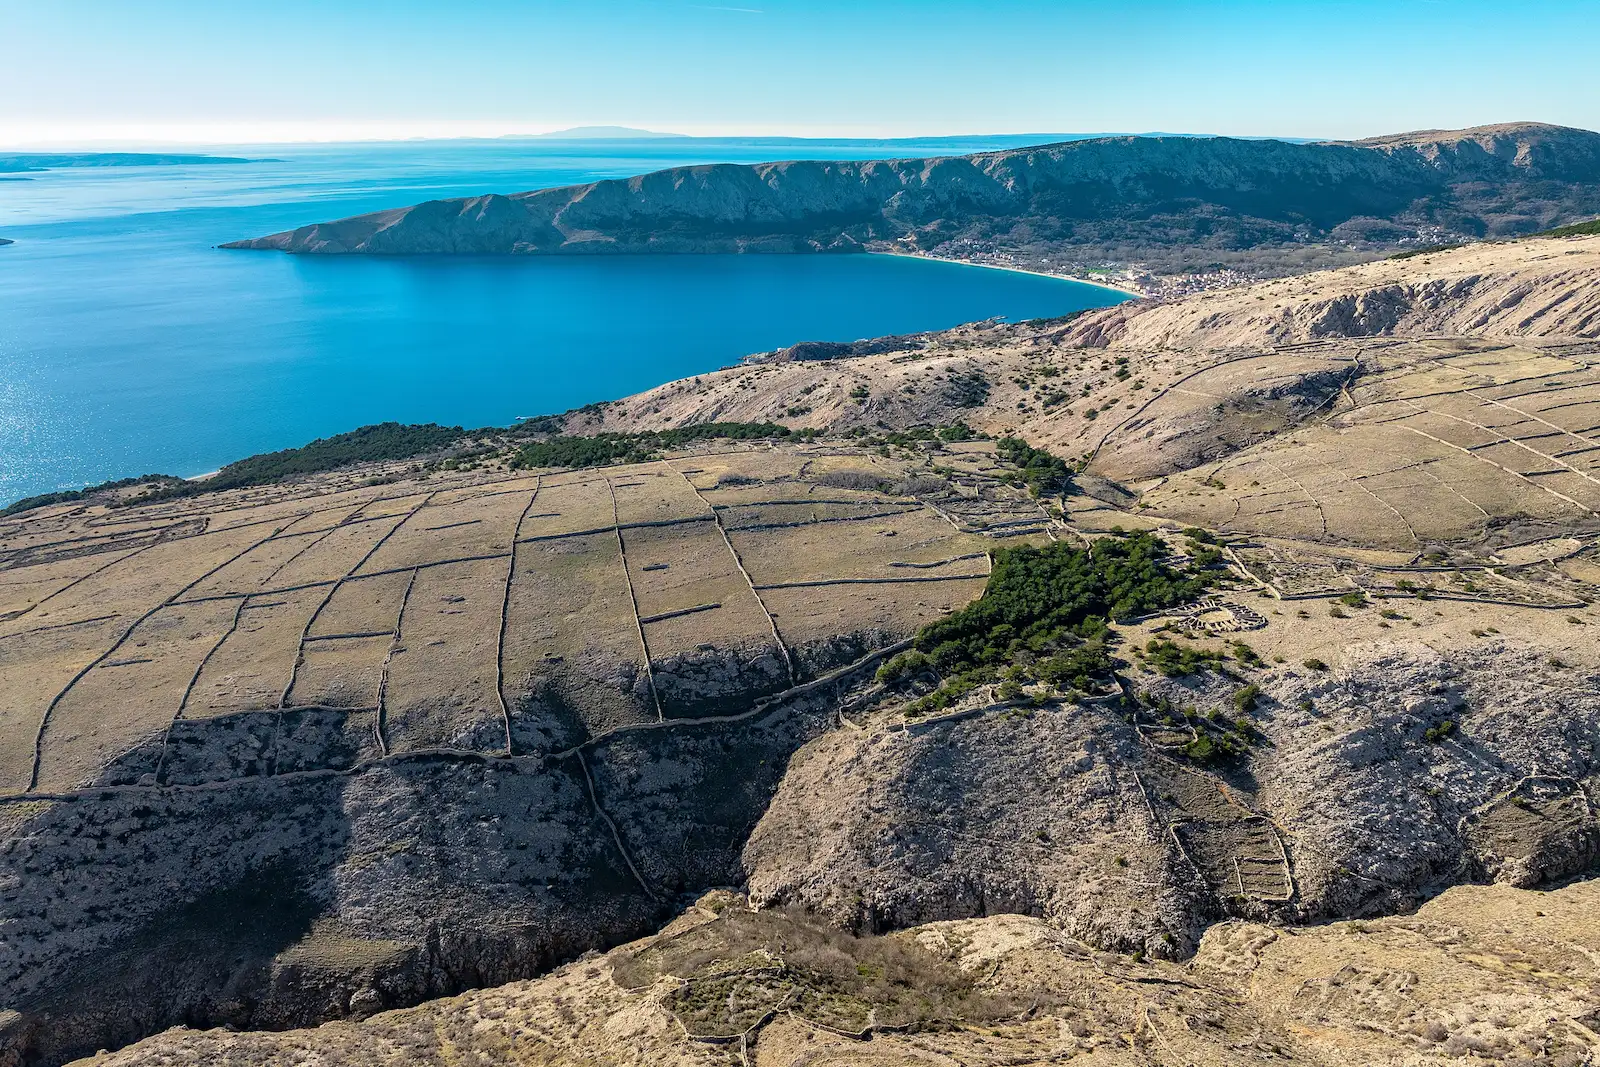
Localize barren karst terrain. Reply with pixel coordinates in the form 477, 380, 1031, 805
3, 229, 1600, 1065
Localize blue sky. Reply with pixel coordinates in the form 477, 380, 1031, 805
2, 0, 1596, 146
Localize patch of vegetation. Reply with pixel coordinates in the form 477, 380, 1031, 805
936, 421, 980, 442
142, 422, 469, 503
1388, 243, 1466, 260
1143, 638, 1226, 677
1302, 657, 1329, 672
1423, 719, 1457, 744
879, 532, 1210, 714
1532, 218, 1600, 238
514, 422, 796, 470
1, 473, 183, 517
515, 434, 651, 469
1183, 733, 1250, 762
5, 419, 503, 515
613, 904, 1033, 1038
941, 369, 990, 408
508, 413, 566, 436
862, 424, 984, 450
995, 437, 1072, 496
1140, 691, 1260, 763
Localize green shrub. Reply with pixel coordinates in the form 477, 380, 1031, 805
915, 534, 1208, 673
1388, 243, 1466, 260
879, 533, 1210, 712
876, 650, 932, 684
1532, 218, 1600, 238
144, 422, 467, 503
1231, 641, 1262, 667
514, 422, 792, 471
1, 473, 182, 517
994, 437, 1072, 496
1035, 641, 1115, 689
1144, 638, 1225, 677
936, 422, 979, 442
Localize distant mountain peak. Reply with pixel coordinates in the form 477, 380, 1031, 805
519, 126, 687, 140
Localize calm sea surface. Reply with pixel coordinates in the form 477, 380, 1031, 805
0, 138, 1127, 505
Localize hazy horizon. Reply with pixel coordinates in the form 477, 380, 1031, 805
0, 127, 1340, 153
4, 0, 1597, 150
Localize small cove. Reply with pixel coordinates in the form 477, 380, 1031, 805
0, 139, 1129, 505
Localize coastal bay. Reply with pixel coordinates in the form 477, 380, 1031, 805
0, 139, 1126, 506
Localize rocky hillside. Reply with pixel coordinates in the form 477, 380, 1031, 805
224, 123, 1600, 277
5, 231, 1600, 1065
1061, 231, 1600, 347
70, 878, 1600, 1066
1346, 120, 1600, 181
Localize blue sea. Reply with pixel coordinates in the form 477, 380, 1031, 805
0, 137, 1128, 505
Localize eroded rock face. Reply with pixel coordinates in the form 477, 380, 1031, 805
745, 640, 1600, 963
0, 750, 648, 1066
744, 699, 1210, 955
63, 878, 1600, 1067
1059, 235, 1600, 348
0, 675, 868, 1066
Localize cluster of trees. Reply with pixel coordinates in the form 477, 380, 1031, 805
142, 422, 468, 503
3, 422, 469, 515
513, 421, 802, 470
1535, 218, 1600, 237
1, 474, 181, 518
995, 437, 1072, 496
878, 531, 1211, 715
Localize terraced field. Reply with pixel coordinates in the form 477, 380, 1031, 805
0, 446, 1036, 801
1131, 337, 1600, 548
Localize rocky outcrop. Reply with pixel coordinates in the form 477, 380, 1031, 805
224, 124, 1600, 261
1345, 120, 1600, 182
68, 845, 1600, 1066
1059, 233, 1600, 347
745, 641, 1600, 957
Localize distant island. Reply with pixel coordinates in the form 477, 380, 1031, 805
513, 125, 688, 140
0, 152, 268, 173
223, 122, 1600, 280
0, 238, 12, 247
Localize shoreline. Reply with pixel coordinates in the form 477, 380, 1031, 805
870, 249, 1144, 299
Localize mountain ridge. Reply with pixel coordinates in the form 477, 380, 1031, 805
223, 122, 1600, 277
